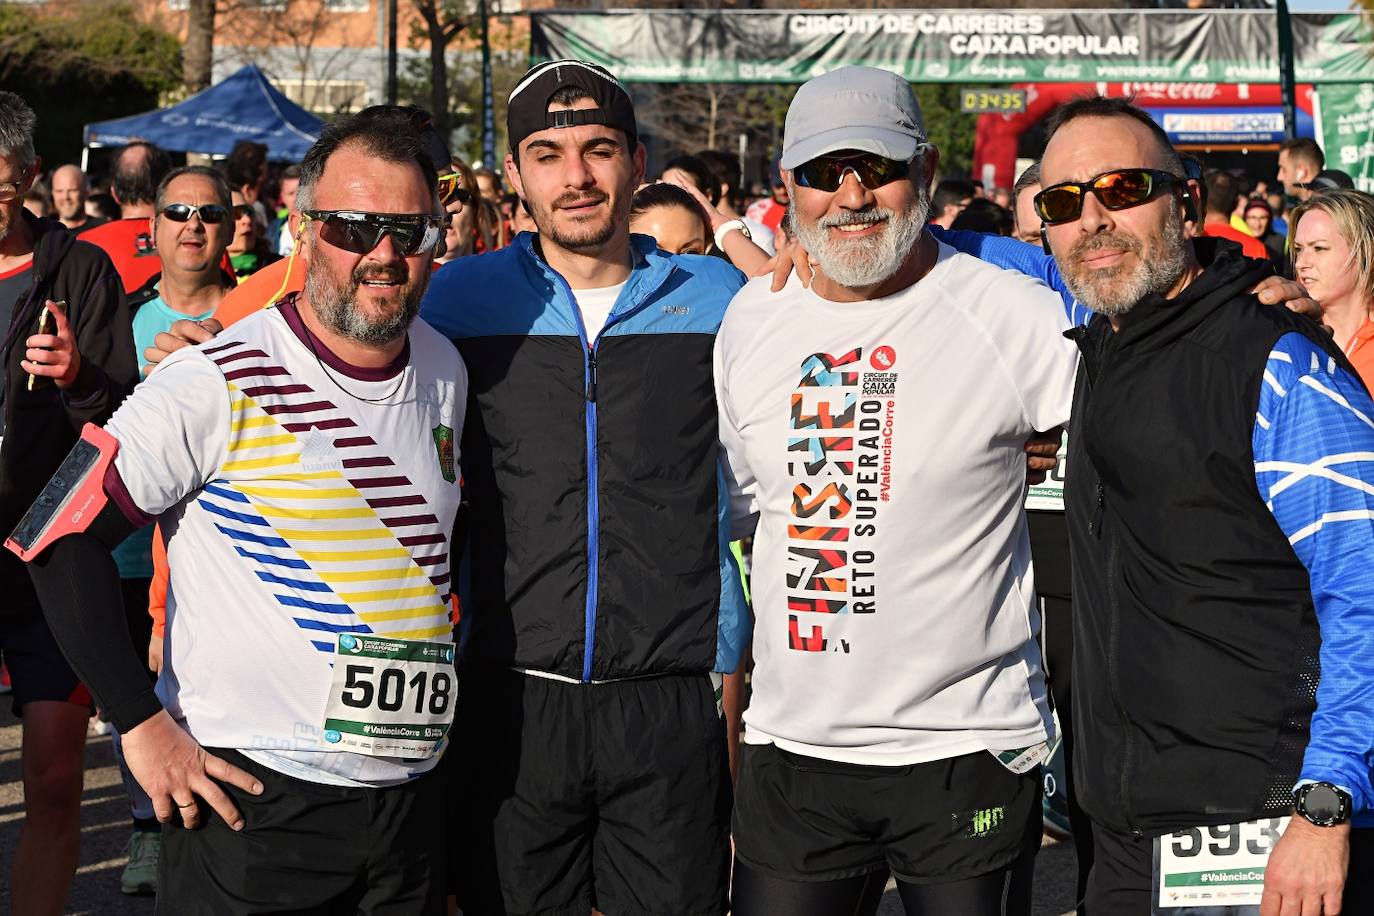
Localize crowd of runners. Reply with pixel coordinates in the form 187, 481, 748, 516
0, 56, 1371, 916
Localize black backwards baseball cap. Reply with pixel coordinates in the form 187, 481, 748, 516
1299, 169, 1357, 192
507, 60, 638, 154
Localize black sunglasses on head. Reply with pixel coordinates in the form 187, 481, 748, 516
302, 209, 447, 256
1033, 168, 1184, 226
161, 203, 230, 224
793, 152, 915, 193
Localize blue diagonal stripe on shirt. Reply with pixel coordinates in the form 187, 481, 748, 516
213, 524, 289, 548
275, 594, 353, 615
257, 572, 332, 592
199, 499, 270, 526
234, 546, 310, 569
291, 617, 372, 634
203, 483, 251, 503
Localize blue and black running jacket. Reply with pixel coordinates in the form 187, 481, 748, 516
421, 233, 750, 682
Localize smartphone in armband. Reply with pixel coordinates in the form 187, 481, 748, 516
27, 300, 66, 391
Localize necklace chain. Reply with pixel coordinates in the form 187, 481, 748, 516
300, 323, 407, 404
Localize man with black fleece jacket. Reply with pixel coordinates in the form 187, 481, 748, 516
1041, 96, 1374, 915
0, 91, 135, 915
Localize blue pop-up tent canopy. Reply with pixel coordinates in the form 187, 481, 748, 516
83, 65, 324, 162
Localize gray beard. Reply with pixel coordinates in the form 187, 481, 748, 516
304, 257, 423, 347
790, 185, 930, 291
1060, 204, 1190, 318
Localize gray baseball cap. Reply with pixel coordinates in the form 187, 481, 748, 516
780, 66, 927, 171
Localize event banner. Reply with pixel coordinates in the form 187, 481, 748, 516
1318, 83, 1374, 194
530, 10, 1374, 86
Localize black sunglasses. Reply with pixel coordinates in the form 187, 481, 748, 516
793, 153, 914, 193
1034, 169, 1184, 226
302, 209, 446, 256
232, 204, 254, 221
161, 203, 231, 224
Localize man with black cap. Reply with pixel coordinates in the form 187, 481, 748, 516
422, 60, 748, 916
716, 65, 1075, 916
1300, 168, 1358, 195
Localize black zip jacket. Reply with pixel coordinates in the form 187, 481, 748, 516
0, 212, 135, 612
1065, 245, 1345, 836
423, 235, 749, 682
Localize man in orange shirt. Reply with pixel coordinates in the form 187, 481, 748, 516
1200, 168, 1271, 260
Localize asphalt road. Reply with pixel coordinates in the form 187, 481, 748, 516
0, 709, 1078, 915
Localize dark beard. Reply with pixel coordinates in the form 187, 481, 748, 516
532, 191, 617, 252
304, 258, 425, 347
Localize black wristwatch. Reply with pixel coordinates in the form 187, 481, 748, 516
1293, 782, 1353, 827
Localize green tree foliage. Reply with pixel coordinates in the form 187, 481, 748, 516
0, 1, 181, 164
912, 83, 978, 179
400, 4, 526, 167
632, 80, 977, 188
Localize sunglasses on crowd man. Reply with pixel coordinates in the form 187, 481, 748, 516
792, 152, 918, 193
1033, 168, 1185, 226
161, 202, 258, 225
302, 209, 447, 257
160, 203, 232, 224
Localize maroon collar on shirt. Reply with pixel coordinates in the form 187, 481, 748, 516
277, 293, 410, 382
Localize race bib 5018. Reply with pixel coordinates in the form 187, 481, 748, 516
320, 634, 456, 758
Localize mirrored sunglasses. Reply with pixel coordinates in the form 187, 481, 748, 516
160, 203, 231, 224
302, 209, 447, 256
793, 153, 914, 193
1033, 169, 1183, 226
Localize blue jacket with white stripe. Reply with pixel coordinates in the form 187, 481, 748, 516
421, 233, 749, 681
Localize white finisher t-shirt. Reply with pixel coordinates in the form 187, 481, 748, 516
105, 302, 466, 786
715, 240, 1077, 766
571, 281, 626, 340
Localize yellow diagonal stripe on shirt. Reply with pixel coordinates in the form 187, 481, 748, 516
236, 485, 360, 500
276, 527, 391, 541
258, 505, 375, 520
338, 585, 439, 604
316, 567, 426, 584
230, 415, 278, 432
223, 452, 301, 472
296, 547, 411, 562
229, 434, 296, 452
379, 624, 453, 640
359, 606, 448, 624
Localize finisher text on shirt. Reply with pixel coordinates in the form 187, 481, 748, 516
786, 346, 901, 650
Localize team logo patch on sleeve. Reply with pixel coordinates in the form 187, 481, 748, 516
432, 424, 456, 483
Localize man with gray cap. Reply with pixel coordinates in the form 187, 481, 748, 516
716, 66, 1076, 915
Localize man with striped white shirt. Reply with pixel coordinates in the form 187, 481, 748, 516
14, 107, 463, 911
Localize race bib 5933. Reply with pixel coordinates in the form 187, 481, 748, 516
1153, 816, 1289, 912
